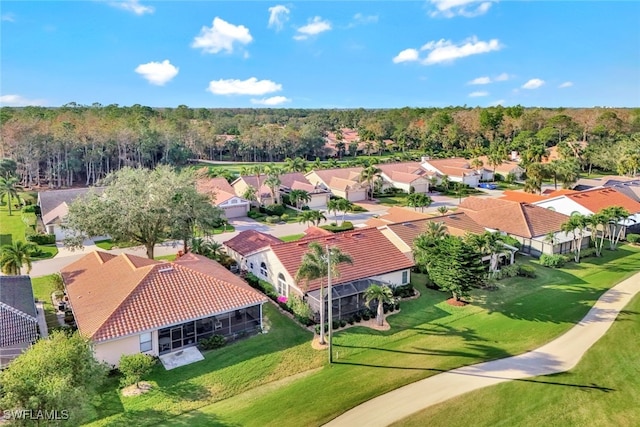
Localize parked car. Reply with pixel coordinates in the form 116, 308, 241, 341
478, 183, 498, 190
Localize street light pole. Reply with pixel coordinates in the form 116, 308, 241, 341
327, 245, 333, 364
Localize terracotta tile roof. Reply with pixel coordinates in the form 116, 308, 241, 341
458, 197, 570, 238
378, 162, 424, 175
303, 226, 334, 238
500, 191, 546, 203
542, 188, 578, 196
477, 156, 524, 174
197, 178, 243, 205
224, 230, 283, 256
62, 251, 267, 342
291, 181, 316, 192
565, 187, 640, 213
365, 206, 431, 226
307, 167, 364, 186
385, 212, 486, 247
387, 171, 426, 184
270, 227, 414, 292
328, 177, 360, 192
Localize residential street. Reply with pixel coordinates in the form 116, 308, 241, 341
325, 270, 640, 427
29, 204, 390, 278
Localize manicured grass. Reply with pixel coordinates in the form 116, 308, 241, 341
375, 193, 409, 206
31, 275, 62, 331
31, 244, 58, 260
85, 304, 322, 426
395, 293, 640, 427
279, 234, 305, 242
154, 255, 176, 261
94, 239, 139, 250
173, 246, 640, 427
210, 224, 235, 234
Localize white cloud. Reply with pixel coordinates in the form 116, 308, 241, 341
134, 60, 179, 86
108, 0, 154, 15
393, 48, 420, 64
0, 94, 47, 107
207, 77, 282, 96
559, 81, 573, 88
192, 17, 253, 54
469, 76, 491, 85
522, 78, 545, 89
469, 91, 489, 97
421, 36, 502, 65
251, 96, 291, 106
489, 99, 505, 106
268, 5, 290, 31
494, 72, 509, 81
1, 13, 16, 22
294, 16, 331, 40
349, 13, 379, 27
429, 0, 495, 18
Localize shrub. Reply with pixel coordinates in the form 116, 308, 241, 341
497, 263, 519, 279
198, 334, 226, 350
247, 210, 263, 219
580, 247, 597, 258
332, 320, 340, 330
347, 316, 355, 325
22, 205, 36, 213
320, 221, 354, 233
301, 205, 310, 211
27, 233, 56, 245
286, 295, 313, 323
500, 235, 521, 249
392, 283, 414, 298
350, 205, 367, 212
280, 213, 290, 221
353, 312, 362, 322
517, 264, 537, 278
627, 233, 640, 245
265, 204, 285, 216
339, 319, 347, 328
118, 353, 156, 388
265, 215, 281, 224
360, 309, 371, 321
539, 254, 568, 268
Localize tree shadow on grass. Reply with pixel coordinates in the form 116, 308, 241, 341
160, 381, 211, 402
0, 234, 12, 246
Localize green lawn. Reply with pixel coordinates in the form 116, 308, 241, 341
154, 254, 176, 261
279, 234, 305, 242
31, 275, 62, 331
82, 245, 639, 427
375, 193, 409, 206
181, 248, 640, 426
94, 239, 139, 250
85, 304, 323, 426
395, 292, 640, 427
0, 192, 58, 259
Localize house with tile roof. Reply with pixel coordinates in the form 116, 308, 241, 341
458, 197, 586, 256
197, 178, 251, 218
38, 187, 105, 240
500, 189, 577, 204
305, 167, 368, 202
365, 206, 432, 227
476, 156, 525, 180
377, 162, 431, 194
232, 172, 330, 208
532, 187, 640, 234
61, 251, 267, 367
227, 227, 414, 320
324, 128, 361, 157
572, 175, 639, 191
224, 230, 283, 274
420, 157, 486, 187
0, 276, 39, 368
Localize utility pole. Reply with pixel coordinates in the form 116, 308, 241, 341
327, 245, 333, 364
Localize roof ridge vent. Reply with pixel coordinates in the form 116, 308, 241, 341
158, 266, 174, 273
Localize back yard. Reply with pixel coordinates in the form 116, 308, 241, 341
83, 245, 640, 427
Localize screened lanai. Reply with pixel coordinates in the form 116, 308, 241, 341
306, 279, 383, 320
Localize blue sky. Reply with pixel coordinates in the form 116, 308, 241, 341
1, 1, 639, 108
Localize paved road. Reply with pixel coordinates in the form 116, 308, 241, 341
29, 205, 390, 278
325, 270, 640, 427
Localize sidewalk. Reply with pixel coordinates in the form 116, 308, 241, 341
325, 270, 640, 427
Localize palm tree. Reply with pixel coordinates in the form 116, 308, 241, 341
0, 176, 23, 216
587, 212, 608, 256
327, 199, 340, 223
601, 206, 633, 250
284, 157, 306, 172
470, 158, 484, 173
440, 174, 450, 192
407, 193, 433, 213
295, 242, 352, 345
544, 231, 557, 254
359, 165, 382, 200
336, 198, 352, 224
250, 164, 265, 204
0, 241, 35, 275
363, 284, 395, 327
298, 210, 326, 227
264, 175, 281, 205
436, 206, 449, 215
289, 189, 307, 209
467, 231, 508, 273
242, 185, 257, 207
561, 214, 588, 262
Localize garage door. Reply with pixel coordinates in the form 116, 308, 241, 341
223, 205, 248, 218
347, 189, 367, 202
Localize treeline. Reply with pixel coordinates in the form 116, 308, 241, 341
0, 103, 639, 188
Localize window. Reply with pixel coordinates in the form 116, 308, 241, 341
140, 332, 152, 352
402, 270, 409, 284
260, 262, 268, 277
277, 273, 288, 296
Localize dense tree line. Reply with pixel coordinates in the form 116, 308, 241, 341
1, 103, 639, 188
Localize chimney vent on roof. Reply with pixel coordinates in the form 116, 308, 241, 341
158, 267, 174, 273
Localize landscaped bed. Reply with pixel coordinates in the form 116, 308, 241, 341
84, 246, 640, 426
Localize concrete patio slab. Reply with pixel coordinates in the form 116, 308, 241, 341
159, 347, 204, 370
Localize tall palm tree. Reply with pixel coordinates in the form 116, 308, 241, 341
561, 214, 588, 262
601, 206, 633, 250
363, 284, 395, 327
336, 198, 352, 224
0, 241, 35, 275
359, 165, 382, 200
327, 199, 340, 223
298, 210, 326, 227
407, 193, 433, 213
0, 176, 23, 216
440, 174, 450, 192
587, 212, 608, 256
264, 175, 281, 205
295, 242, 352, 345
466, 231, 508, 273
289, 189, 311, 209
242, 185, 257, 207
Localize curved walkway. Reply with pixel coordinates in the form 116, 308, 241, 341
326, 271, 640, 427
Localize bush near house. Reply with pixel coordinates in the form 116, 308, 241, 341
392, 283, 415, 298
27, 233, 56, 245
539, 254, 569, 268
198, 335, 227, 351
627, 233, 640, 245
320, 221, 354, 233
118, 354, 156, 388
517, 264, 537, 278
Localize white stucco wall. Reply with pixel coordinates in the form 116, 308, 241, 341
93, 331, 158, 367
533, 197, 593, 216
370, 269, 411, 286
308, 193, 330, 209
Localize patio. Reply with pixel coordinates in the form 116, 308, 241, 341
159, 346, 204, 370
307, 279, 382, 320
